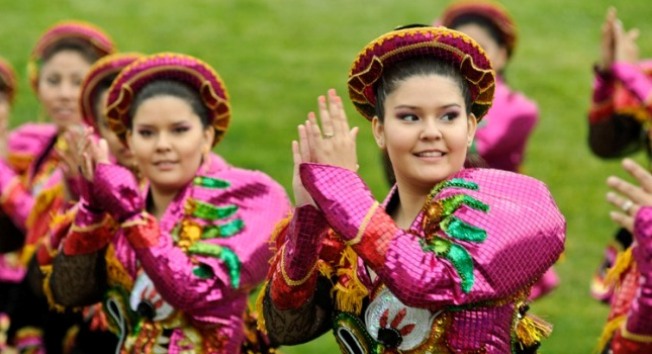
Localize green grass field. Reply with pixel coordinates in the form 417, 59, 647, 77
1, 0, 651, 352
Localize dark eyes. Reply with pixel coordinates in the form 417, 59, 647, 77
396, 111, 460, 122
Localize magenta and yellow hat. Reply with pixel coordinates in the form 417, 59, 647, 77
348, 26, 495, 122
439, 0, 517, 57
105, 52, 230, 146
80, 53, 143, 130
0, 57, 17, 104
28, 20, 115, 92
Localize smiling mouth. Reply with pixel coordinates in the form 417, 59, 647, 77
154, 161, 178, 169
414, 151, 446, 158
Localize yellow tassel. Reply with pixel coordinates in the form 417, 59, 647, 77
333, 246, 368, 315
25, 184, 62, 229
254, 281, 269, 332
40, 265, 67, 313
317, 260, 333, 279
105, 244, 134, 290
604, 247, 633, 287
515, 313, 553, 348
596, 315, 625, 353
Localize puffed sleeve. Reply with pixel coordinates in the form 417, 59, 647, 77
300, 164, 566, 309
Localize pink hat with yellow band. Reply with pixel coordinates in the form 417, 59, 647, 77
28, 20, 115, 92
105, 52, 230, 146
348, 26, 495, 122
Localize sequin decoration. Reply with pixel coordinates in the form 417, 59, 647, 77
187, 200, 238, 220
193, 176, 230, 189
201, 219, 244, 239
187, 242, 241, 288
421, 177, 489, 294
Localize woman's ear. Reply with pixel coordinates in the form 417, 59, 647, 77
371, 116, 385, 149
467, 114, 478, 146
203, 127, 215, 153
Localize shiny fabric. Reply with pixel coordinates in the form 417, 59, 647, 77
600, 207, 652, 353
266, 164, 565, 353
68, 154, 289, 353
472, 77, 538, 172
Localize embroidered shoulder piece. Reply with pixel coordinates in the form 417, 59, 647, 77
174, 175, 243, 289
420, 178, 489, 293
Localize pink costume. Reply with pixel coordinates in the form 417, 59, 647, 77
261, 165, 565, 353
52, 154, 289, 353
471, 77, 538, 172
596, 207, 652, 353
0, 122, 60, 282
588, 61, 652, 304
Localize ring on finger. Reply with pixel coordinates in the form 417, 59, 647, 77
323, 133, 335, 139
621, 199, 634, 213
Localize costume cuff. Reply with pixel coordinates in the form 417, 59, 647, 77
62, 213, 114, 255
613, 62, 652, 106
93, 163, 143, 222
299, 163, 377, 242
122, 212, 160, 248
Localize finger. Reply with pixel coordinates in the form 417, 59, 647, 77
306, 112, 323, 145
298, 124, 311, 163
327, 89, 345, 136
317, 95, 335, 138
607, 176, 648, 205
622, 158, 652, 193
606, 191, 631, 211
292, 140, 302, 166
609, 210, 634, 232
629, 28, 640, 41
97, 139, 110, 164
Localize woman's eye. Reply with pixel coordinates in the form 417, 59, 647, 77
441, 112, 460, 121
173, 126, 190, 134
398, 114, 419, 122
137, 129, 153, 137
46, 76, 60, 85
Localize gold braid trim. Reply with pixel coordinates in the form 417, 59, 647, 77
255, 281, 269, 332
597, 315, 626, 352
105, 244, 134, 290
620, 320, 652, 343
604, 247, 633, 287
40, 265, 67, 313
346, 201, 379, 246
333, 246, 368, 315
280, 245, 317, 287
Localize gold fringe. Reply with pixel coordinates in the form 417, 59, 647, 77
317, 260, 333, 279
25, 184, 62, 230
105, 244, 134, 290
515, 313, 553, 347
604, 247, 633, 287
332, 246, 368, 315
40, 265, 67, 313
255, 281, 269, 332
596, 315, 625, 352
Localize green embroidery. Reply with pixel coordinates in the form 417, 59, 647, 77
201, 219, 244, 239
421, 177, 489, 294
193, 176, 230, 189
188, 242, 241, 288
420, 237, 475, 293
429, 178, 478, 198
441, 216, 487, 242
192, 264, 215, 279
191, 200, 238, 220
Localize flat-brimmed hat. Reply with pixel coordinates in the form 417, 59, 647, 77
0, 57, 17, 104
80, 53, 143, 130
28, 20, 115, 92
348, 26, 495, 122
439, 1, 517, 57
105, 53, 230, 146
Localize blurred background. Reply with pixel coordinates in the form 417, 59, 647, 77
1, 0, 651, 352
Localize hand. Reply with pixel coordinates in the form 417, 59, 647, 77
292, 125, 316, 207
303, 89, 359, 171
613, 13, 639, 64
59, 125, 90, 180
599, 7, 617, 71
606, 158, 652, 232
80, 138, 110, 181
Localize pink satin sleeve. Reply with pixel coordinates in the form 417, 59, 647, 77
300, 164, 565, 309
0, 160, 34, 231
613, 61, 652, 111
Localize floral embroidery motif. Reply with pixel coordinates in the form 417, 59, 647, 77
420, 178, 489, 293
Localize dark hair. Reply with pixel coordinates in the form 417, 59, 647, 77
449, 14, 505, 48
92, 74, 117, 123
0, 80, 7, 96
128, 80, 210, 129
374, 57, 472, 121
41, 38, 102, 65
